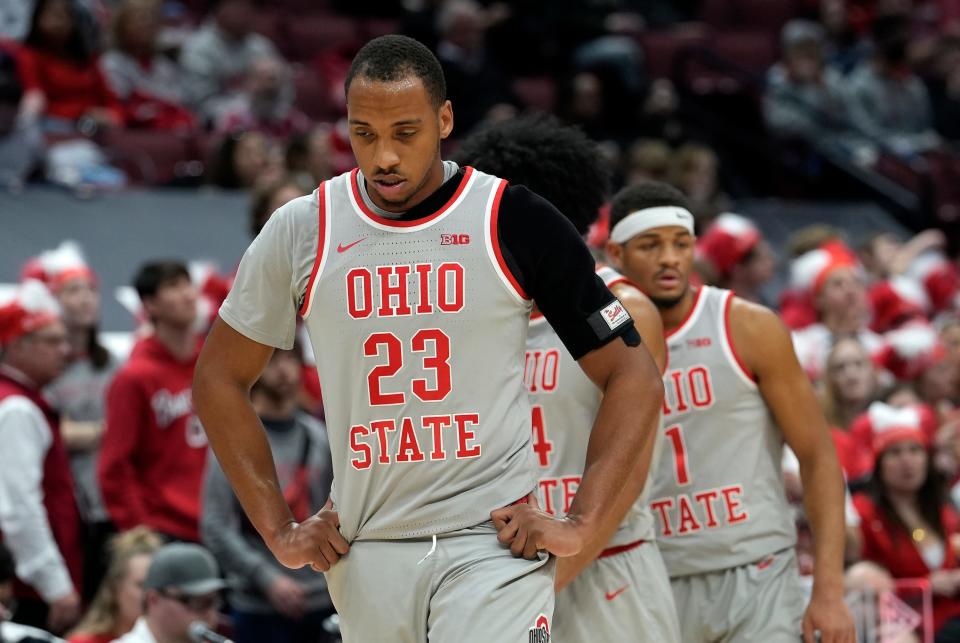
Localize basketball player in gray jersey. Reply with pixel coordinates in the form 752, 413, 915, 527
457, 117, 680, 642
194, 36, 664, 643
605, 181, 855, 643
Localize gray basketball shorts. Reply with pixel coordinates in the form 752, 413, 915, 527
324, 521, 556, 643
670, 548, 806, 643
553, 540, 681, 643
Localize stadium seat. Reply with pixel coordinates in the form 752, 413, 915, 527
293, 66, 333, 120
701, 0, 796, 32
105, 129, 199, 186
285, 14, 361, 61
636, 28, 711, 79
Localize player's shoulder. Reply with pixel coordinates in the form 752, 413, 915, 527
271, 189, 321, 228
727, 293, 785, 338
610, 279, 657, 318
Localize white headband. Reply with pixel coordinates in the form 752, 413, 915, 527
609, 206, 695, 244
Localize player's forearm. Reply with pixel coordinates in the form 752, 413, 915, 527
799, 444, 847, 597
567, 351, 662, 534
193, 372, 294, 550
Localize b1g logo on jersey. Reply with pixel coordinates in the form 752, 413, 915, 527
528, 614, 550, 643
440, 233, 470, 246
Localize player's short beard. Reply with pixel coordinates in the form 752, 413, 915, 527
649, 287, 688, 311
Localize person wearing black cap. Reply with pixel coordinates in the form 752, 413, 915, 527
110, 544, 225, 643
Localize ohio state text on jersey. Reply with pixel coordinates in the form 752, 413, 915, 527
300, 167, 539, 541
650, 286, 795, 576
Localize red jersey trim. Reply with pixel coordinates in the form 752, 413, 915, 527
349, 166, 475, 229
665, 287, 704, 339
299, 182, 327, 317
599, 539, 646, 558
723, 291, 757, 383
489, 179, 530, 300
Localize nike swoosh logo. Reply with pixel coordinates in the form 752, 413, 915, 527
337, 238, 366, 253
604, 586, 628, 601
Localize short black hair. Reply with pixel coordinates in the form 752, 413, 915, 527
134, 260, 190, 300
609, 181, 690, 232
344, 35, 446, 108
0, 541, 13, 583
455, 115, 610, 236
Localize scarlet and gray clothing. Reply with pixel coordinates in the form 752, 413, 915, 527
45, 353, 120, 524
0, 366, 81, 603
650, 286, 796, 577
553, 542, 680, 643
526, 265, 657, 546
220, 162, 633, 542
201, 413, 333, 615
98, 336, 207, 542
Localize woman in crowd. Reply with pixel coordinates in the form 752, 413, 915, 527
853, 402, 960, 640
66, 527, 162, 643
19, 0, 122, 133
100, 0, 194, 130
35, 242, 122, 602
207, 129, 280, 189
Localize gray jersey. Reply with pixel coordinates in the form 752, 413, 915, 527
283, 167, 534, 541
526, 266, 657, 546
650, 286, 795, 576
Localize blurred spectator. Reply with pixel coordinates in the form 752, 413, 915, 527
623, 138, 671, 186
853, 401, 960, 637
927, 35, 960, 141
284, 125, 332, 190
214, 56, 308, 140
790, 241, 883, 379
207, 129, 280, 190
248, 176, 305, 238
1, 542, 65, 643
874, 323, 957, 417
97, 261, 206, 543
100, 0, 194, 131
859, 229, 947, 280
19, 0, 121, 130
111, 543, 224, 643
67, 528, 162, 643
0, 281, 81, 635
942, 316, 960, 359
180, 0, 281, 122
25, 242, 120, 602
202, 347, 334, 643
822, 334, 882, 430
0, 40, 44, 190
695, 212, 775, 304
819, 0, 871, 74
764, 20, 857, 148
435, 0, 514, 136
844, 13, 941, 157
667, 143, 730, 220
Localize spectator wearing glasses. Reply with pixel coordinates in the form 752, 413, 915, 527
111, 543, 224, 643
0, 281, 82, 635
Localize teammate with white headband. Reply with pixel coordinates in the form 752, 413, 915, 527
605, 181, 855, 643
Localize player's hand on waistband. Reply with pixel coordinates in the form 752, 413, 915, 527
270, 498, 350, 572
801, 586, 855, 643
491, 493, 585, 560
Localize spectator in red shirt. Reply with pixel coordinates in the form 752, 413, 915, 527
98, 261, 207, 543
18, 0, 122, 132
853, 402, 960, 637
67, 527, 162, 643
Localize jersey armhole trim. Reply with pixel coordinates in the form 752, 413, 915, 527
485, 179, 530, 302
299, 182, 329, 318
721, 291, 758, 388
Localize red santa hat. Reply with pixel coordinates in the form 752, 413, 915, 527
20, 241, 97, 292
851, 401, 936, 457
873, 321, 948, 381
905, 250, 960, 314
868, 275, 929, 333
696, 212, 762, 279
0, 280, 62, 348
790, 240, 859, 297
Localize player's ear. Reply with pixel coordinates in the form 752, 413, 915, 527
438, 100, 453, 141
605, 241, 624, 270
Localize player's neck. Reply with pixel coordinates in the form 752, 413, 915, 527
659, 287, 698, 334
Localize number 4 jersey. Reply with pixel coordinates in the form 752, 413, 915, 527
651, 286, 795, 577
220, 164, 634, 543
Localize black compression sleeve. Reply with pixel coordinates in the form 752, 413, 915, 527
496, 184, 640, 359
